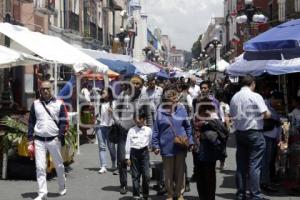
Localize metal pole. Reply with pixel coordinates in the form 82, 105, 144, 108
54, 62, 58, 97
76, 75, 81, 155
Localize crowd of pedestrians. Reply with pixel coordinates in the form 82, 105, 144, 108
28, 74, 292, 200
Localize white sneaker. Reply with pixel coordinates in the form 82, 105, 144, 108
98, 167, 107, 174
58, 188, 67, 196
34, 194, 47, 200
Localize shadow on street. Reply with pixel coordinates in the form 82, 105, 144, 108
216, 192, 236, 199
21, 192, 60, 199
219, 174, 236, 189
84, 167, 99, 172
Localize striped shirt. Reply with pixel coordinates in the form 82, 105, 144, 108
230, 87, 268, 131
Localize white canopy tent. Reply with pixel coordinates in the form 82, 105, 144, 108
0, 23, 111, 154
81, 48, 134, 62
0, 45, 45, 68
0, 23, 108, 73
209, 59, 230, 72
132, 61, 160, 74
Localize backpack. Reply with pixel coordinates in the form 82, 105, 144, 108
206, 119, 229, 161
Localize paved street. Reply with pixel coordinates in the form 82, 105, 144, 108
0, 133, 299, 200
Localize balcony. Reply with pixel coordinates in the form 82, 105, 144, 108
34, 0, 57, 15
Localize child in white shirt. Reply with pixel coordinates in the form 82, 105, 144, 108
125, 111, 152, 200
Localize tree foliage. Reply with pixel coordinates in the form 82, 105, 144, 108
191, 34, 203, 58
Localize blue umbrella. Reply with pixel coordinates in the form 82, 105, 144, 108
244, 19, 300, 60
98, 58, 136, 75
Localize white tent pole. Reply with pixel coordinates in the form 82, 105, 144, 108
76, 75, 81, 154
54, 62, 58, 97
104, 71, 109, 89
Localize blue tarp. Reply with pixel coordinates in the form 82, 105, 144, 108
58, 76, 76, 103
99, 58, 136, 76
244, 19, 300, 60
156, 70, 170, 79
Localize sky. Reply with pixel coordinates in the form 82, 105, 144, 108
146, 0, 224, 51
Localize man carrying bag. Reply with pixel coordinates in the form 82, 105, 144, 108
28, 81, 69, 200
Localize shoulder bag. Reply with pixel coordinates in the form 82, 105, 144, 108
40, 101, 65, 146
167, 117, 189, 149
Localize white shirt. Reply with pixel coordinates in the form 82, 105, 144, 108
81, 88, 91, 102
125, 125, 152, 159
97, 101, 114, 127
188, 85, 200, 99
220, 102, 230, 123
146, 86, 163, 108
289, 108, 300, 135
230, 87, 268, 131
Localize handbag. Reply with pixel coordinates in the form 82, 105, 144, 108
108, 123, 120, 144
167, 117, 189, 149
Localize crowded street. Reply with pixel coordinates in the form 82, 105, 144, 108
1, 0, 300, 200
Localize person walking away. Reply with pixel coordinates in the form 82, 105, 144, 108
80, 81, 93, 142
95, 88, 117, 174
28, 81, 69, 200
230, 75, 271, 200
152, 84, 194, 200
193, 98, 229, 200
145, 75, 163, 122
113, 75, 152, 195
125, 111, 152, 200
216, 90, 231, 170
261, 92, 283, 192
177, 82, 193, 192
188, 76, 200, 99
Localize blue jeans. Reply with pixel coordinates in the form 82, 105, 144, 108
235, 130, 266, 200
130, 147, 150, 197
261, 136, 277, 185
95, 126, 116, 168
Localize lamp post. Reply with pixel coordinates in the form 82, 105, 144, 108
207, 37, 222, 82
236, 0, 268, 40
198, 49, 208, 70
113, 27, 131, 55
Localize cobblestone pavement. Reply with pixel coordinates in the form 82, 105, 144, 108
0, 133, 299, 200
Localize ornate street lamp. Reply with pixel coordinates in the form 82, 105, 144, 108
208, 37, 222, 73
197, 49, 208, 70
236, 0, 268, 40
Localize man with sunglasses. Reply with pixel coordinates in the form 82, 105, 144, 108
28, 81, 69, 200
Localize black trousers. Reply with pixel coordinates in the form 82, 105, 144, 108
117, 128, 128, 188
195, 161, 216, 200
131, 147, 150, 197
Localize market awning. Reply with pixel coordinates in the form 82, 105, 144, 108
81, 48, 160, 75
0, 45, 44, 68
227, 53, 300, 76
0, 23, 108, 73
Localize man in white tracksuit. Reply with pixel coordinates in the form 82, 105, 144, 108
28, 81, 69, 200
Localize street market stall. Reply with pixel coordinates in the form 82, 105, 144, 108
228, 19, 300, 187
0, 23, 114, 180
